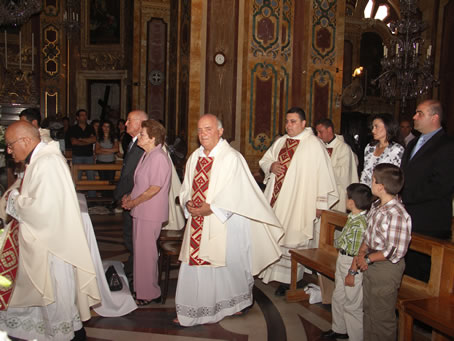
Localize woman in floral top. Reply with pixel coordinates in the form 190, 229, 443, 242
360, 114, 404, 187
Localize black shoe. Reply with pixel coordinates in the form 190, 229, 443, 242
321, 329, 349, 339
152, 295, 162, 303
274, 284, 289, 296
71, 327, 87, 341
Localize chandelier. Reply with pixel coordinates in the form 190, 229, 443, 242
373, 0, 438, 112
0, 0, 42, 27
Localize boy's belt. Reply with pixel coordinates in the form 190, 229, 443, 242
339, 249, 356, 257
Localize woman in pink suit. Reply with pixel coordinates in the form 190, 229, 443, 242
122, 119, 171, 305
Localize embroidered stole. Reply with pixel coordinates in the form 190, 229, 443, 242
270, 138, 300, 207
326, 147, 333, 157
189, 157, 213, 266
0, 176, 23, 310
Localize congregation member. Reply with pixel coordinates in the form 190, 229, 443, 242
357, 163, 411, 341
19, 108, 53, 143
69, 109, 97, 197
322, 183, 373, 341
114, 110, 149, 277
360, 113, 404, 187
0, 121, 100, 340
401, 99, 454, 280
175, 114, 283, 326
122, 119, 171, 306
399, 118, 416, 147
259, 107, 338, 296
95, 119, 119, 183
315, 118, 359, 212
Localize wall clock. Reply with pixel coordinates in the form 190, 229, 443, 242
214, 52, 226, 66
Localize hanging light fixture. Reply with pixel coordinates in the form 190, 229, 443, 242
0, 0, 42, 27
372, 0, 438, 112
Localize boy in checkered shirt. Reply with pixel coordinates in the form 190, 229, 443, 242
356, 163, 412, 341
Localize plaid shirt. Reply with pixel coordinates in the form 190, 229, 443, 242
334, 211, 367, 255
365, 198, 412, 263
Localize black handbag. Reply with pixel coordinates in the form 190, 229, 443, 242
105, 265, 123, 291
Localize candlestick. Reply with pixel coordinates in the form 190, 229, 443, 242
4, 30, 6, 69
31, 33, 34, 71
384, 46, 388, 57
19, 31, 21, 70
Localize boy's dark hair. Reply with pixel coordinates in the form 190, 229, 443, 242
373, 163, 404, 195
347, 183, 373, 210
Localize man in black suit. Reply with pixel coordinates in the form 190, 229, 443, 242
401, 99, 454, 281
114, 110, 148, 277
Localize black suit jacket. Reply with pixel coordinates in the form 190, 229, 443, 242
113, 139, 144, 201
401, 129, 454, 238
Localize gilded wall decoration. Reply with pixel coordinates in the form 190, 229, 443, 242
309, 0, 337, 123
311, 0, 336, 65
249, 62, 287, 152
80, 52, 125, 70
310, 69, 333, 122
0, 70, 39, 104
251, 0, 281, 58
43, 0, 59, 16
42, 25, 61, 77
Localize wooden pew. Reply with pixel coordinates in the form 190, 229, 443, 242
71, 163, 123, 192
400, 243, 454, 340
286, 210, 448, 334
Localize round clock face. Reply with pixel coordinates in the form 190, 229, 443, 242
214, 52, 226, 66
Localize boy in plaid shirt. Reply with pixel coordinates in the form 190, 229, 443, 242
357, 163, 411, 341
322, 183, 373, 341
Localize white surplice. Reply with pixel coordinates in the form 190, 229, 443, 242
176, 139, 282, 326
325, 135, 359, 212
259, 128, 339, 284
0, 141, 100, 341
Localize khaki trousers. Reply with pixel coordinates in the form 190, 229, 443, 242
363, 259, 405, 341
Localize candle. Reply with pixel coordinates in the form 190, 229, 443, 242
4, 30, 6, 69
415, 43, 419, 54
384, 46, 388, 57
428, 45, 432, 57
31, 32, 34, 71
396, 43, 399, 55
64, 11, 67, 20
19, 31, 21, 70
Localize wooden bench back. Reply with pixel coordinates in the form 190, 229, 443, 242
71, 163, 123, 191
319, 210, 347, 255
319, 210, 451, 298
439, 243, 454, 296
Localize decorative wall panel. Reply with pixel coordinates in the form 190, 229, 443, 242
146, 18, 167, 122
245, 0, 292, 166
309, 0, 338, 123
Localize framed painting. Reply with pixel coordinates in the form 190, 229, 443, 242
82, 0, 124, 51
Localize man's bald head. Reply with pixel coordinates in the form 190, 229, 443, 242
5, 121, 41, 162
198, 114, 224, 155
126, 110, 149, 137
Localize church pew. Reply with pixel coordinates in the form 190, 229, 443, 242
400, 243, 454, 340
71, 163, 123, 192
286, 209, 450, 336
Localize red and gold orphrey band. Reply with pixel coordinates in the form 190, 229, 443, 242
189, 157, 214, 266
0, 219, 20, 310
270, 138, 300, 207
326, 147, 333, 157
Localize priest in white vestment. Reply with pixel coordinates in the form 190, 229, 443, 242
175, 114, 283, 326
258, 107, 338, 296
0, 121, 100, 341
315, 118, 359, 212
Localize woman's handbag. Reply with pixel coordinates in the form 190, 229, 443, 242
105, 265, 123, 291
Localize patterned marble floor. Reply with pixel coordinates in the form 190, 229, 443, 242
86, 212, 334, 341
86, 211, 432, 341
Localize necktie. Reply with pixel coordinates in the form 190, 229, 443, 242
410, 136, 425, 159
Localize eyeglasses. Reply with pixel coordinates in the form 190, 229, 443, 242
6, 137, 25, 151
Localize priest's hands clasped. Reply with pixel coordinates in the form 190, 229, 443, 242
186, 200, 213, 217
270, 161, 285, 176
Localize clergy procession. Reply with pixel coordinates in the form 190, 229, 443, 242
0, 100, 453, 341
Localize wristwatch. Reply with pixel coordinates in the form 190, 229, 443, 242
348, 269, 358, 276
365, 254, 373, 265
